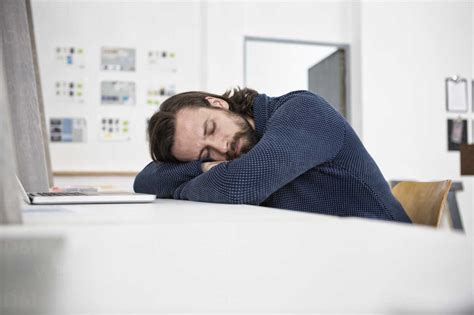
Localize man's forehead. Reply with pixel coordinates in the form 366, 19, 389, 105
175, 107, 206, 131
177, 106, 211, 119
171, 107, 206, 161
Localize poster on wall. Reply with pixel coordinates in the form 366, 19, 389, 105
147, 50, 177, 73
100, 81, 136, 105
146, 83, 176, 107
447, 118, 468, 151
446, 76, 468, 112
55, 46, 85, 69
55, 81, 84, 104
49, 117, 87, 143
101, 47, 136, 71
99, 117, 131, 142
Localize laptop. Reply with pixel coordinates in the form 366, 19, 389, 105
17, 176, 156, 205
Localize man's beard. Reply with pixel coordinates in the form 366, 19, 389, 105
226, 112, 257, 160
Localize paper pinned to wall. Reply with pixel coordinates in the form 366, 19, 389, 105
447, 118, 468, 151
446, 76, 468, 112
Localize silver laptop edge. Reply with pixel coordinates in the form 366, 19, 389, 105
16, 175, 32, 204
16, 175, 155, 205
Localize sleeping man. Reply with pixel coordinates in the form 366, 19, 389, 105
134, 88, 411, 223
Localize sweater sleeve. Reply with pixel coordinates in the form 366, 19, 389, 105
174, 94, 346, 204
133, 160, 203, 197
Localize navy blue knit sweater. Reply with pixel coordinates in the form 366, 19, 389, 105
134, 91, 411, 223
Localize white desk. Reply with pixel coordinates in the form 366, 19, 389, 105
1, 199, 472, 314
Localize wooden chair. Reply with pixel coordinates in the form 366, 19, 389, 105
391, 180, 452, 227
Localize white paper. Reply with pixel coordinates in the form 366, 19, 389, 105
450, 119, 464, 144
447, 79, 468, 112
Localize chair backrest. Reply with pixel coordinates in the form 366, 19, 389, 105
391, 180, 452, 227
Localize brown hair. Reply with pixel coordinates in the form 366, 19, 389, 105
148, 87, 258, 162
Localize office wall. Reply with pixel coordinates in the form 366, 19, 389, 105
32, 0, 202, 172
360, 1, 473, 235
205, 1, 351, 92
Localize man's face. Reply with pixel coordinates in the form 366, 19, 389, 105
171, 105, 256, 162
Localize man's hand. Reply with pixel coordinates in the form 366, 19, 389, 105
202, 161, 225, 172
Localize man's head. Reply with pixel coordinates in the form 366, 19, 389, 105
148, 88, 258, 163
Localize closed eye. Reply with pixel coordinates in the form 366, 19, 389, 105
200, 120, 216, 160
209, 121, 216, 135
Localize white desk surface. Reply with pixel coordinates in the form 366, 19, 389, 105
1, 199, 473, 314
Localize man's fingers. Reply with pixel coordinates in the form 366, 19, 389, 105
202, 161, 224, 172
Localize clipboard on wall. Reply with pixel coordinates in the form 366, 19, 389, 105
445, 76, 468, 112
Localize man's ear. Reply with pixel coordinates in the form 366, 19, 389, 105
205, 96, 229, 110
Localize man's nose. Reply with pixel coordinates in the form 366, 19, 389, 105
205, 136, 229, 155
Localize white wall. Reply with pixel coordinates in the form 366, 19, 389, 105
205, 1, 352, 91
32, 0, 202, 172
360, 0, 473, 235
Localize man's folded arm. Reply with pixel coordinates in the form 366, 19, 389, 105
174, 95, 346, 204
133, 160, 203, 197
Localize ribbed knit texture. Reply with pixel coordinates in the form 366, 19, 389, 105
134, 91, 411, 223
